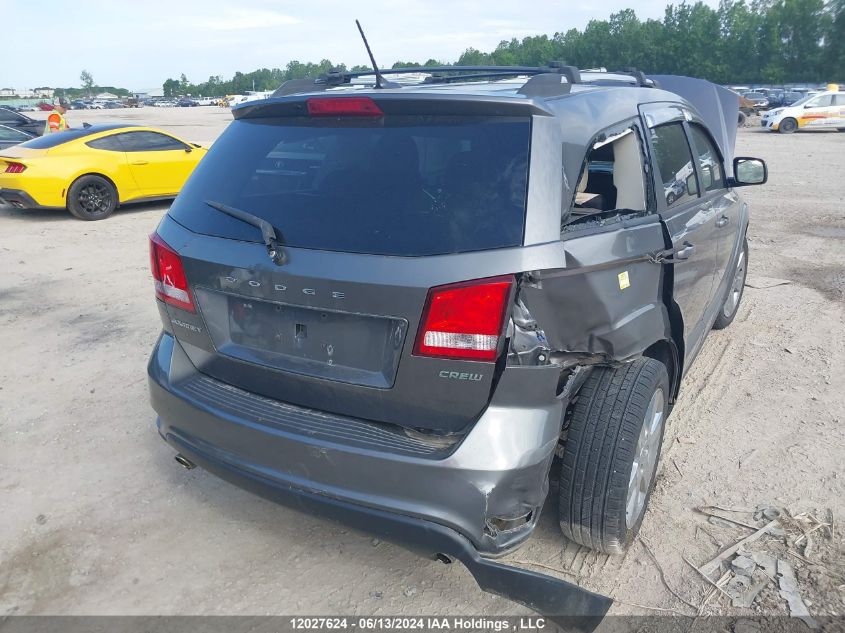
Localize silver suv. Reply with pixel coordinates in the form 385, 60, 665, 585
147, 66, 767, 626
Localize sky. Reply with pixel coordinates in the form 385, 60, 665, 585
1, 0, 718, 92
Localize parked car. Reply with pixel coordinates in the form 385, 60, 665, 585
663, 178, 686, 205
761, 89, 845, 133
0, 124, 207, 219
781, 91, 804, 106
0, 106, 44, 136
196, 97, 218, 106
124, 97, 142, 108
0, 124, 35, 150
144, 65, 767, 622
178, 98, 199, 107
730, 91, 757, 125
70, 100, 89, 110
104, 101, 123, 109
760, 89, 786, 108
36, 102, 55, 111
17, 104, 38, 112
742, 91, 769, 110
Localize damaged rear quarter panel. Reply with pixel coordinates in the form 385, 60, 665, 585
521, 217, 672, 360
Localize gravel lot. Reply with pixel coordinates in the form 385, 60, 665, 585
1, 107, 843, 620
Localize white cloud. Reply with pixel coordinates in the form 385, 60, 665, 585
195, 8, 301, 31
4, 0, 722, 88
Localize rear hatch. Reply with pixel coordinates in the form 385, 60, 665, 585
157, 95, 534, 434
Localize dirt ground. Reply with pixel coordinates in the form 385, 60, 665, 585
1, 107, 843, 623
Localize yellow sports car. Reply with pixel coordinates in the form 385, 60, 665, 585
0, 124, 207, 220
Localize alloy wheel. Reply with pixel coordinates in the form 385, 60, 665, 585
723, 249, 746, 318
78, 183, 112, 215
625, 388, 665, 528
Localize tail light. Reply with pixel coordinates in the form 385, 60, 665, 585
149, 233, 194, 312
307, 97, 383, 117
4, 162, 26, 174
414, 276, 514, 361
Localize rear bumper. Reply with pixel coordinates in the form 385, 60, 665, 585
169, 422, 610, 629
149, 332, 565, 555
148, 332, 611, 625
0, 188, 51, 209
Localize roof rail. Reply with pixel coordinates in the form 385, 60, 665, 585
423, 71, 531, 84
271, 63, 662, 98
621, 67, 650, 87
546, 62, 581, 85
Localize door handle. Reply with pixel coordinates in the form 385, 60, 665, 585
675, 242, 696, 260
130, 160, 149, 166
715, 215, 730, 228
650, 241, 695, 264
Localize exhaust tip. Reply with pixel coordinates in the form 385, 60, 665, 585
174, 453, 197, 470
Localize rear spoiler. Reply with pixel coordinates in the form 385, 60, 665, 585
233, 93, 556, 120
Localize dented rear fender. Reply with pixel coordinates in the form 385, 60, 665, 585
518, 217, 673, 365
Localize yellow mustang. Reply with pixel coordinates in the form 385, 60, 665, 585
0, 124, 207, 220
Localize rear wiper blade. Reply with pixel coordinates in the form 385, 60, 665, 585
204, 200, 287, 265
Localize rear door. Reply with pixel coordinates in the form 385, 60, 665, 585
159, 103, 536, 434
117, 130, 196, 196
642, 104, 719, 364
832, 94, 845, 127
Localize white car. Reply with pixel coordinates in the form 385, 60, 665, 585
761, 89, 845, 133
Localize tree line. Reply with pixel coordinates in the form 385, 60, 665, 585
164, 0, 842, 97
53, 70, 130, 100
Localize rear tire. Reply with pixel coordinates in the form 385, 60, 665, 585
778, 118, 798, 134
67, 175, 118, 220
713, 237, 749, 330
558, 358, 669, 554
738, 111, 747, 127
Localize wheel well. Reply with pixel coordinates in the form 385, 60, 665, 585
643, 339, 680, 404
67, 173, 121, 207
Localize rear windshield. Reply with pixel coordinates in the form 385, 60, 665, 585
169, 115, 531, 256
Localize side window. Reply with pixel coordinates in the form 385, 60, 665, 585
833, 94, 845, 106
119, 131, 186, 152
0, 126, 29, 141
649, 123, 697, 208
571, 127, 646, 215
807, 95, 833, 108
86, 135, 125, 151
688, 124, 725, 192
0, 108, 22, 124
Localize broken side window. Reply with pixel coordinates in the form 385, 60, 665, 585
565, 127, 648, 226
